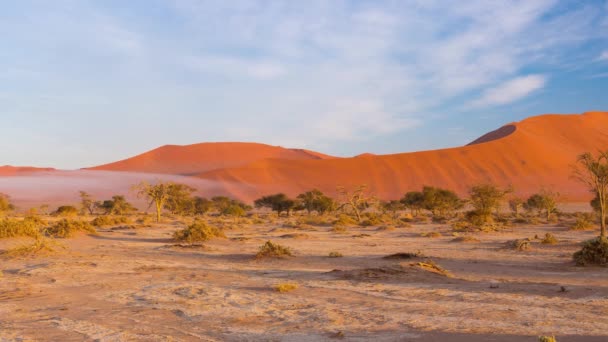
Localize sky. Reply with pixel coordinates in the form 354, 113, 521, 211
1, 0, 608, 169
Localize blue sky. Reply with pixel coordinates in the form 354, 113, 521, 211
2, 0, 608, 169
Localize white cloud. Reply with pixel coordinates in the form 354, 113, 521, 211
470, 75, 547, 108
599, 51, 608, 61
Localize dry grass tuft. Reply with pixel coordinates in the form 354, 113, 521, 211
256, 240, 294, 259
541, 233, 558, 245
412, 260, 451, 276
44, 219, 96, 238
2, 237, 64, 258
273, 282, 298, 292
420, 231, 442, 238
538, 336, 556, 342
451, 236, 481, 243
91, 215, 131, 227
173, 221, 225, 243
506, 238, 532, 251
328, 251, 343, 258
0, 219, 42, 239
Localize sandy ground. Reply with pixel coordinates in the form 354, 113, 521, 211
1, 217, 607, 341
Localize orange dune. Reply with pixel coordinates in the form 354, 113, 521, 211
87, 142, 335, 175
196, 112, 608, 202
0, 165, 55, 176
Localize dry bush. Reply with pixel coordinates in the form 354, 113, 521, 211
328, 251, 343, 258
383, 251, 421, 259
91, 215, 131, 227
297, 215, 332, 227
173, 221, 225, 243
0, 219, 42, 239
506, 238, 532, 251
420, 231, 442, 238
376, 225, 395, 231
44, 219, 96, 238
273, 282, 298, 292
2, 237, 63, 258
538, 336, 557, 342
573, 237, 608, 266
331, 225, 348, 233
332, 214, 357, 227
570, 213, 595, 231
451, 236, 481, 243
256, 240, 293, 259
541, 233, 558, 245
412, 260, 451, 276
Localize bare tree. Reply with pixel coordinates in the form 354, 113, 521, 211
133, 181, 172, 223
336, 185, 376, 222
573, 151, 608, 238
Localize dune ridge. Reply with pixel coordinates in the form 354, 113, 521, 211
0, 165, 55, 176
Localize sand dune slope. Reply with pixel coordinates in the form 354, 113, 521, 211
88, 142, 334, 175
197, 112, 608, 201
0, 166, 55, 176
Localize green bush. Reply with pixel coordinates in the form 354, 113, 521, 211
573, 237, 608, 266
45, 219, 95, 238
173, 221, 225, 243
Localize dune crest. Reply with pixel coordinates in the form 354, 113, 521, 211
0, 165, 55, 176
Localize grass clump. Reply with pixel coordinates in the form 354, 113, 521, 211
540, 233, 558, 245
256, 240, 293, 259
413, 260, 451, 276
44, 219, 96, 238
91, 215, 131, 227
420, 231, 442, 238
0, 219, 41, 239
2, 237, 63, 258
331, 225, 348, 233
538, 336, 556, 342
273, 282, 298, 293
173, 221, 225, 243
573, 237, 608, 266
383, 251, 422, 259
333, 214, 357, 227
328, 251, 343, 258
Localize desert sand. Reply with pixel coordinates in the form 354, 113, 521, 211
1, 215, 607, 341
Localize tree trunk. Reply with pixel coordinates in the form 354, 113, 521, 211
601, 200, 606, 239
156, 201, 162, 223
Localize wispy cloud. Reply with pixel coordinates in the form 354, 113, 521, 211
599, 51, 608, 61
470, 75, 547, 108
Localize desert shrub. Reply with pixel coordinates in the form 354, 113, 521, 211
91, 215, 131, 227
420, 231, 442, 238
359, 213, 383, 227
331, 225, 348, 233
328, 251, 343, 258
383, 251, 421, 259
451, 236, 480, 243
52, 205, 79, 217
538, 335, 556, 342
23, 215, 47, 227
136, 215, 153, 225
573, 237, 608, 266
506, 238, 532, 251
333, 214, 357, 227
0, 219, 41, 239
376, 225, 395, 231
273, 283, 298, 292
173, 221, 225, 243
570, 213, 594, 231
44, 219, 95, 238
256, 240, 293, 259
2, 237, 62, 258
541, 233, 558, 245
413, 260, 451, 276
297, 215, 331, 227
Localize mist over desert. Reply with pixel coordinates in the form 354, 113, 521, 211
2, 1, 608, 342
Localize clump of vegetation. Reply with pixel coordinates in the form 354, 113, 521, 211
506, 238, 532, 251
376, 225, 395, 231
256, 240, 294, 259
420, 231, 442, 238
524, 189, 559, 222
173, 221, 225, 243
297, 189, 336, 215
541, 233, 558, 245
383, 251, 421, 259
0, 193, 15, 216
573, 237, 608, 266
333, 214, 357, 227
328, 251, 343, 258
336, 184, 376, 222
0, 219, 42, 239
52, 205, 79, 217
331, 225, 348, 233
359, 213, 383, 227
413, 260, 450, 276
254, 193, 296, 217
538, 335, 557, 342
451, 236, 480, 243
44, 219, 96, 238
2, 237, 63, 258
91, 215, 131, 227
570, 213, 594, 231
273, 282, 298, 293
466, 183, 510, 228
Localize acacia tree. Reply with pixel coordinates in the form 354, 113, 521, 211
421, 186, 463, 218
525, 189, 559, 221
573, 151, 608, 238
468, 184, 511, 223
133, 181, 174, 222
336, 185, 376, 222
400, 191, 425, 216
79, 191, 95, 215
296, 189, 336, 215
254, 193, 296, 217
96, 195, 137, 215
508, 197, 525, 218
163, 184, 196, 215
0, 193, 15, 216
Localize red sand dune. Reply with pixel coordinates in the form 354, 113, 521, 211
87, 142, 334, 175
0, 165, 55, 176
195, 112, 608, 201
